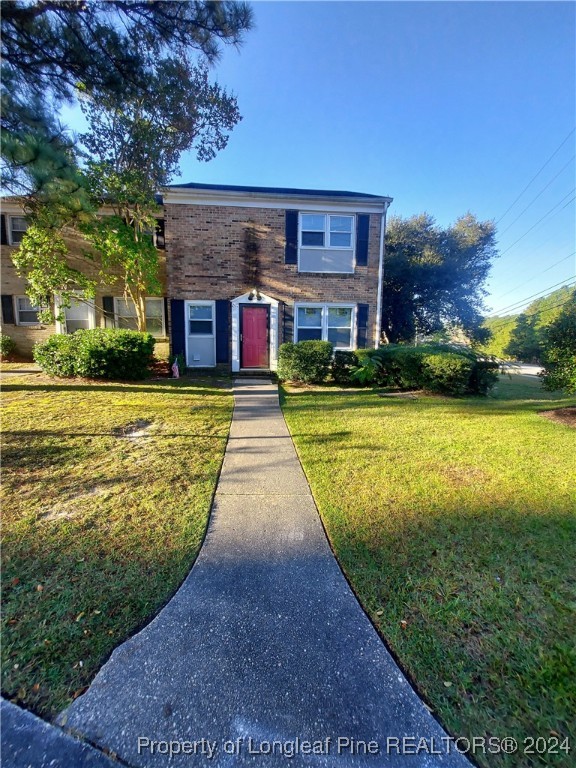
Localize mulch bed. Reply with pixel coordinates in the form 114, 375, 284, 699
540, 407, 576, 428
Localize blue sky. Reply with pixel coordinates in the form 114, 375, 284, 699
65, 1, 576, 316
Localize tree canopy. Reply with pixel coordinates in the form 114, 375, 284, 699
540, 290, 576, 393
381, 213, 497, 344
1, 0, 253, 195
481, 285, 575, 361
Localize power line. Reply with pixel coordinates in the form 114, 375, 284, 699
487, 276, 576, 317
495, 127, 575, 225
498, 190, 576, 257
497, 155, 575, 238
484, 293, 575, 334
493, 252, 576, 301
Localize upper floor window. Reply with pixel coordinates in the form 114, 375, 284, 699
16, 295, 40, 325
10, 217, 28, 245
114, 297, 166, 337
298, 213, 355, 273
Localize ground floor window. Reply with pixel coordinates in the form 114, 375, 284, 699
295, 303, 355, 349
114, 297, 165, 337
61, 298, 94, 333
15, 296, 40, 325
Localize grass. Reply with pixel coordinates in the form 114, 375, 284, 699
281, 375, 576, 768
1, 374, 232, 719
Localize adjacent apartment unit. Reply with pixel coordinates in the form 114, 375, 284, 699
0, 183, 393, 369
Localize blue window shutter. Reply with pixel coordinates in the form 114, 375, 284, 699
1, 215, 7, 245
1, 295, 15, 324
102, 296, 115, 328
170, 299, 185, 357
215, 299, 229, 364
285, 210, 298, 264
356, 304, 369, 349
356, 214, 370, 266
283, 302, 294, 343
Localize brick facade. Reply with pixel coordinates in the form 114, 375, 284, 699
166, 203, 383, 349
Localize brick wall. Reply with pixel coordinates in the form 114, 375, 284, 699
166, 204, 382, 345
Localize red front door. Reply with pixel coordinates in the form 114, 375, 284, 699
241, 305, 269, 368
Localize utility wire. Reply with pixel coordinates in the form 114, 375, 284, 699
498, 190, 576, 257
494, 252, 576, 301
484, 293, 575, 334
487, 276, 576, 317
495, 127, 575, 225
497, 155, 575, 238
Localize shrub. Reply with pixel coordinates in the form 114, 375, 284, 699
331, 350, 359, 385
0, 333, 16, 359
420, 352, 473, 395
351, 343, 499, 396
277, 341, 333, 384
34, 329, 155, 380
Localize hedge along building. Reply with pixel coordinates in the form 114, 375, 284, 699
164, 183, 392, 372
1, 183, 392, 368
0, 197, 170, 359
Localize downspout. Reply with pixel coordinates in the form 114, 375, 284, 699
375, 201, 390, 348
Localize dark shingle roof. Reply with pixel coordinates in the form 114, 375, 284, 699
165, 182, 388, 199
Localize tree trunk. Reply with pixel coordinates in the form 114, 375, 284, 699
135, 291, 147, 332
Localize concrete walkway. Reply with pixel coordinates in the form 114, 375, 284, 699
6, 380, 469, 767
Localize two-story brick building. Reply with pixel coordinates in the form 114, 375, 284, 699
165, 183, 392, 372
1, 183, 392, 369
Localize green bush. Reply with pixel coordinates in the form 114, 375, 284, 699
34, 329, 155, 380
351, 343, 499, 396
420, 352, 473, 395
540, 293, 576, 394
0, 333, 16, 359
277, 341, 333, 384
331, 350, 359, 385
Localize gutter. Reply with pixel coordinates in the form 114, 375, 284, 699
375, 201, 391, 348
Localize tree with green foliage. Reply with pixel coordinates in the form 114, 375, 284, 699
540, 291, 576, 393
5, 1, 252, 330
504, 313, 541, 362
381, 213, 497, 344
1, 1, 253, 197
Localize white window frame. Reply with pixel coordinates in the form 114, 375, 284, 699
113, 297, 166, 337
298, 213, 356, 274
54, 293, 96, 334
185, 300, 216, 368
9, 216, 28, 245
294, 302, 357, 350
15, 295, 41, 326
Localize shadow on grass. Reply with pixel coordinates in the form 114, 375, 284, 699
1, 379, 232, 396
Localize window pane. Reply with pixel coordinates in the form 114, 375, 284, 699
298, 327, 323, 341
328, 327, 352, 348
297, 307, 322, 327
11, 217, 28, 243
189, 305, 213, 320
189, 320, 213, 335
146, 318, 163, 336
66, 319, 90, 333
329, 232, 352, 247
19, 310, 39, 324
117, 316, 139, 330
300, 214, 325, 231
328, 307, 352, 328
18, 297, 36, 311
330, 216, 352, 232
145, 299, 163, 318
302, 231, 325, 246
65, 299, 90, 322
116, 299, 136, 318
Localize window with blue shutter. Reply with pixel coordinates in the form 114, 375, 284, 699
1, 295, 15, 324
355, 215, 370, 267
285, 210, 298, 264
170, 299, 185, 358
102, 296, 115, 328
215, 299, 229, 364
356, 304, 369, 348
283, 303, 294, 343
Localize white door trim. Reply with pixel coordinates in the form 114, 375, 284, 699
231, 291, 279, 372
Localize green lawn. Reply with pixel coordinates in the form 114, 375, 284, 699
1, 375, 232, 719
282, 375, 576, 768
